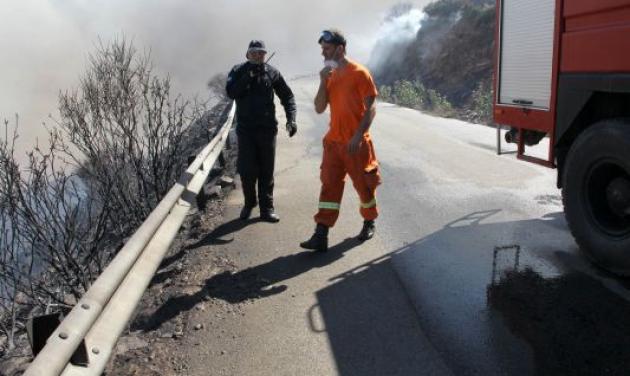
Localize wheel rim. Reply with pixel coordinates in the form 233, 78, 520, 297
584, 159, 630, 237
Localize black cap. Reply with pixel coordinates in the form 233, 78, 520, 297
318, 29, 346, 46
247, 40, 267, 53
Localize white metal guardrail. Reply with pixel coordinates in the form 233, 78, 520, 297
24, 103, 236, 376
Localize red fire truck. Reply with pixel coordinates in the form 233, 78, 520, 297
494, 0, 630, 274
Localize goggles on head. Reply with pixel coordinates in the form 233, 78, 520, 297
318, 30, 345, 46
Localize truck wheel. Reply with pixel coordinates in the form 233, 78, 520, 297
562, 119, 630, 275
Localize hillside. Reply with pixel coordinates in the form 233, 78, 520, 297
371, 0, 495, 121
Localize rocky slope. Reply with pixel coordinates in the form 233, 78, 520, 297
373, 0, 495, 107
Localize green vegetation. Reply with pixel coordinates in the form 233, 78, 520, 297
379, 80, 454, 117
468, 79, 493, 124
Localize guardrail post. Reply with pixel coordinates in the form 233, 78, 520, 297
27, 312, 89, 366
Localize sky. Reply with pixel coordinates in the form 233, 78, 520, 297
0, 0, 430, 157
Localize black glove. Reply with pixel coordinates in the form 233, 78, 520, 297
286, 121, 297, 137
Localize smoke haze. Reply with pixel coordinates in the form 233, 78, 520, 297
368, 5, 425, 78
0, 0, 431, 157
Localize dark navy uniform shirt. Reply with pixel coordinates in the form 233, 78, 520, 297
226, 62, 296, 131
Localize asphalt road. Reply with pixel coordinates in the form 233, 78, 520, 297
180, 77, 630, 376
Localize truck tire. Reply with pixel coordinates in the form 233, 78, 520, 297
562, 119, 630, 275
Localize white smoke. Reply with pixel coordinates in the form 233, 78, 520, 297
368, 6, 425, 77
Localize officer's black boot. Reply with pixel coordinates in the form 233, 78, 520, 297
260, 207, 280, 223
300, 223, 328, 252
239, 205, 254, 220
357, 220, 375, 241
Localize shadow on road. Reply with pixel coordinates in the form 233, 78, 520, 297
135, 237, 363, 330
187, 217, 263, 249
314, 210, 630, 376
149, 218, 264, 287
313, 250, 452, 375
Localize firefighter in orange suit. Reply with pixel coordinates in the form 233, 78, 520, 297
300, 29, 381, 252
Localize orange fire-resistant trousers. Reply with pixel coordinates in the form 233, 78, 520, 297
314, 137, 382, 228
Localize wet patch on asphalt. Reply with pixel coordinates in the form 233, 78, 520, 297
487, 267, 630, 376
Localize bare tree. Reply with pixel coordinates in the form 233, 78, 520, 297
56, 37, 202, 231
0, 119, 110, 311
0, 122, 22, 351
0, 37, 206, 356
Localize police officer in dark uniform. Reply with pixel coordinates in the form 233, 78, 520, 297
226, 40, 297, 222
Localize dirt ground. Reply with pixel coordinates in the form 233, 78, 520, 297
104, 195, 237, 375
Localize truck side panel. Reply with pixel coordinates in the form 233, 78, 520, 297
498, 1, 555, 109
493, 0, 563, 136
494, 0, 630, 175
562, 0, 630, 73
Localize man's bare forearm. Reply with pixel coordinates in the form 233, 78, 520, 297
347, 96, 376, 154
356, 96, 376, 136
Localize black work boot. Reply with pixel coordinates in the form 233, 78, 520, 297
239, 205, 254, 220
357, 220, 375, 241
300, 223, 329, 252
260, 208, 280, 223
